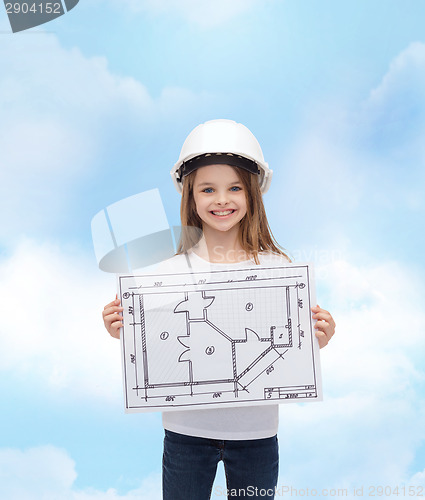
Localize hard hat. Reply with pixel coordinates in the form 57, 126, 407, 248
170, 119, 273, 194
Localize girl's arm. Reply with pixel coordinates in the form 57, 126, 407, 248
311, 305, 336, 348
102, 298, 124, 339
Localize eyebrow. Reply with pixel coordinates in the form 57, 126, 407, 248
196, 181, 243, 188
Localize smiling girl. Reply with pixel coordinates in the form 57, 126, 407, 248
103, 119, 335, 499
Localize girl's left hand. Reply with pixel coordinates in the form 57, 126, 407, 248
311, 305, 335, 349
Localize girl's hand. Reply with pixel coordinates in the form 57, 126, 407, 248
102, 297, 124, 339
311, 305, 335, 349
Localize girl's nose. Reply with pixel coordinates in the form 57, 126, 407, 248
216, 190, 230, 205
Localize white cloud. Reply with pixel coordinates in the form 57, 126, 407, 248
0, 446, 76, 498
0, 445, 162, 500
0, 238, 122, 403
108, 0, 264, 28
0, 32, 215, 243
283, 116, 366, 212
410, 468, 425, 486
0, 35, 151, 174
0, 33, 149, 241
366, 42, 425, 118
277, 257, 425, 492
271, 110, 369, 252
359, 41, 425, 171
275, 42, 425, 247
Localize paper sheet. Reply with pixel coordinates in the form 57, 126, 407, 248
118, 261, 322, 413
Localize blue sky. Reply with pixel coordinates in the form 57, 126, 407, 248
1, 1, 425, 498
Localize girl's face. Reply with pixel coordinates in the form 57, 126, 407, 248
192, 164, 247, 234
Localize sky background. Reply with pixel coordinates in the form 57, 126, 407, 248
1, 0, 425, 498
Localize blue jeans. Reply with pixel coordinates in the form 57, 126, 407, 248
162, 430, 279, 499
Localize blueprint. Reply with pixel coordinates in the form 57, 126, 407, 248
118, 262, 321, 413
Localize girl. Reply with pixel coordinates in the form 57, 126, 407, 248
102, 119, 336, 499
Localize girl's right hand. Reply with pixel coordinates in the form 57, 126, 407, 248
102, 298, 124, 339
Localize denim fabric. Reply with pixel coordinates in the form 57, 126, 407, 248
162, 430, 279, 499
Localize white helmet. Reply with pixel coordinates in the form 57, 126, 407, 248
170, 119, 273, 194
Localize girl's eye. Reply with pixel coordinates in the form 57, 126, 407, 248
203, 188, 214, 193
230, 186, 241, 191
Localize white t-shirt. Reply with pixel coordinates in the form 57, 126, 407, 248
158, 249, 290, 440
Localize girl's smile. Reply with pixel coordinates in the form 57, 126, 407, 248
209, 209, 236, 218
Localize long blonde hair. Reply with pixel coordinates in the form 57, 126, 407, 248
175, 165, 291, 264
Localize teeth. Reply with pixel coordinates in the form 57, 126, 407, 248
212, 210, 234, 216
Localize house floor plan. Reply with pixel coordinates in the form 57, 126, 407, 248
118, 262, 321, 412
